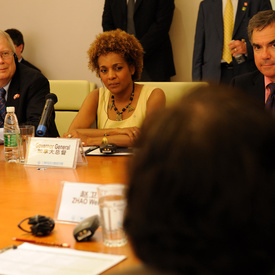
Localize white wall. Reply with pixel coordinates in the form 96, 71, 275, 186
1, 0, 273, 87
170, 0, 201, 82
2, 0, 105, 87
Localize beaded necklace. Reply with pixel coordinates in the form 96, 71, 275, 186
108, 83, 135, 121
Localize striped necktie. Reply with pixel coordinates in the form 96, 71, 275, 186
0, 88, 6, 127
266, 83, 275, 114
222, 0, 234, 64
127, 0, 136, 35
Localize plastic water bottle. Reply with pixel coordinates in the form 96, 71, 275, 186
233, 39, 246, 64
234, 54, 245, 64
4, 106, 20, 163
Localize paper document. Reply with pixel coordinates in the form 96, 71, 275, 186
0, 243, 126, 275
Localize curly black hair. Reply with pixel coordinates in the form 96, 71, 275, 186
87, 29, 144, 81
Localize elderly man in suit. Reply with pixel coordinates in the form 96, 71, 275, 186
0, 30, 58, 137
102, 0, 176, 82
192, 0, 272, 84
232, 10, 275, 115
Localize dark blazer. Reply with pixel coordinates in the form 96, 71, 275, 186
231, 70, 265, 104
21, 58, 41, 72
102, 0, 176, 81
6, 63, 59, 137
192, 0, 272, 82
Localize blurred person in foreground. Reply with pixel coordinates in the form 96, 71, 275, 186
113, 84, 275, 274
0, 30, 58, 137
5, 28, 41, 72
63, 29, 165, 147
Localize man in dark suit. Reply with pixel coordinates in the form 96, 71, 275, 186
232, 10, 275, 110
0, 30, 59, 137
102, 0, 176, 82
232, 70, 264, 103
5, 28, 41, 72
192, 0, 272, 84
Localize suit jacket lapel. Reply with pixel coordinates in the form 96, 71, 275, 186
214, 0, 223, 42
135, 0, 142, 12
124, 0, 127, 17
6, 71, 21, 112
252, 71, 265, 103
113, 0, 127, 19
122, 0, 127, 18
233, 0, 248, 36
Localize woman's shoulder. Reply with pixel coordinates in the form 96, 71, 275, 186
136, 84, 165, 107
82, 88, 100, 106
141, 84, 165, 99
93, 87, 101, 94
86, 88, 100, 98
138, 84, 164, 95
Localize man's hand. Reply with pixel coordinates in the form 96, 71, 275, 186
229, 39, 247, 57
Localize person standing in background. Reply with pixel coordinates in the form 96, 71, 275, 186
102, 0, 176, 82
5, 28, 41, 72
192, 0, 272, 84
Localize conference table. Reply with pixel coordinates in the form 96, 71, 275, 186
0, 144, 140, 274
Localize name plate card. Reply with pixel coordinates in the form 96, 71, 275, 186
25, 138, 81, 169
54, 181, 102, 223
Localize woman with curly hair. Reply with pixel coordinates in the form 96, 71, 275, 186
64, 29, 165, 147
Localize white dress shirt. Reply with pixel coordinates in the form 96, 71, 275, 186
223, 0, 239, 19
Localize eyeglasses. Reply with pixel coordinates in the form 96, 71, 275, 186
0, 51, 14, 60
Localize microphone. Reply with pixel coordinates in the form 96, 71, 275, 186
36, 93, 58, 137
